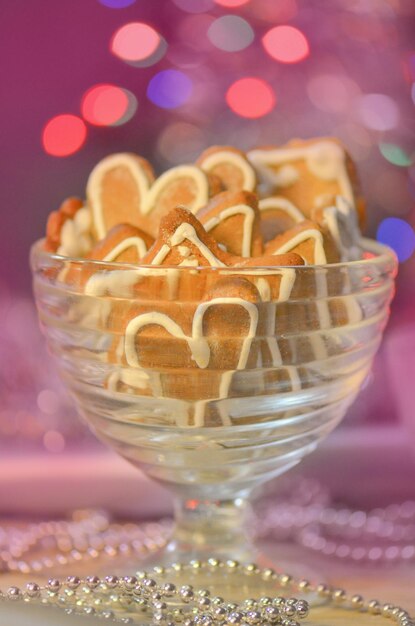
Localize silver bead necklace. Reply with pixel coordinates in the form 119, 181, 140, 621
256, 486, 415, 564
2, 558, 413, 625
0, 510, 172, 574
3, 497, 415, 578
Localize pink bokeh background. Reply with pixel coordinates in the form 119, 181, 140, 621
1, 0, 414, 463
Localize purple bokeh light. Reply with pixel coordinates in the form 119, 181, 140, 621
377, 217, 415, 262
146, 69, 193, 109
99, 0, 136, 8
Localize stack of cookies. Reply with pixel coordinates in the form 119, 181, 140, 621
42, 138, 366, 426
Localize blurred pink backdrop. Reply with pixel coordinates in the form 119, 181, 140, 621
1, 0, 414, 458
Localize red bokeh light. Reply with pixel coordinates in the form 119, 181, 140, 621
262, 25, 309, 64
42, 115, 87, 157
111, 22, 160, 62
81, 84, 129, 126
226, 77, 276, 118
214, 0, 250, 6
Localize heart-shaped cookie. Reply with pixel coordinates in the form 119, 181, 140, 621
108, 276, 261, 425
196, 145, 257, 192
197, 190, 264, 257
87, 153, 220, 239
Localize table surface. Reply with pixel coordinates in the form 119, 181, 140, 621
1, 537, 414, 625
1, 426, 415, 623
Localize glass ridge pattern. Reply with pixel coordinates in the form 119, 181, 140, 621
31, 239, 397, 563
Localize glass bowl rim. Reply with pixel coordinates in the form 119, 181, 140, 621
31, 237, 397, 273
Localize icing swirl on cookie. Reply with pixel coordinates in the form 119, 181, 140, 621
124, 297, 259, 373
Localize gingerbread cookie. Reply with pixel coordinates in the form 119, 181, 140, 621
44, 197, 93, 257
137, 207, 304, 301
107, 275, 262, 426
258, 196, 305, 241
196, 145, 257, 192
87, 224, 154, 264
311, 195, 362, 261
265, 220, 339, 265
197, 191, 263, 257
87, 153, 220, 239
248, 138, 365, 227
142, 206, 231, 268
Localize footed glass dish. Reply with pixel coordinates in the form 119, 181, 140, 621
31, 238, 397, 568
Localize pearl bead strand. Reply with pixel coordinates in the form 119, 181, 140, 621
2, 559, 413, 625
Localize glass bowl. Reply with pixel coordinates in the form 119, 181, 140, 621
30, 239, 397, 567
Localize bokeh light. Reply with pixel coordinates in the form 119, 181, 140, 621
307, 74, 360, 113
214, 0, 250, 6
43, 430, 66, 453
173, 0, 214, 12
111, 22, 163, 65
157, 122, 206, 163
262, 25, 309, 64
249, 0, 297, 22
208, 16, 254, 52
377, 217, 415, 262
37, 389, 61, 415
177, 14, 216, 52
42, 114, 87, 157
226, 77, 276, 118
147, 69, 193, 109
99, 0, 136, 7
81, 84, 137, 126
357, 93, 399, 131
379, 142, 412, 167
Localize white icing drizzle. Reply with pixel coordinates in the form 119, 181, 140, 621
319, 196, 362, 261
272, 164, 300, 187
199, 150, 256, 191
202, 204, 256, 257
87, 154, 152, 239
341, 295, 362, 324
248, 140, 355, 207
255, 277, 271, 302
85, 270, 141, 298
148, 224, 226, 267
315, 272, 331, 329
178, 258, 199, 267
169, 223, 226, 266
107, 368, 150, 392
165, 268, 180, 300
308, 334, 329, 361
227, 268, 296, 303
265, 337, 283, 366
177, 245, 191, 257
141, 165, 209, 216
258, 282, 302, 393
57, 207, 93, 257
193, 401, 208, 428
125, 312, 209, 368
269, 229, 327, 265
151, 244, 171, 265
123, 298, 259, 421
259, 197, 305, 223
285, 366, 301, 391
103, 236, 148, 262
